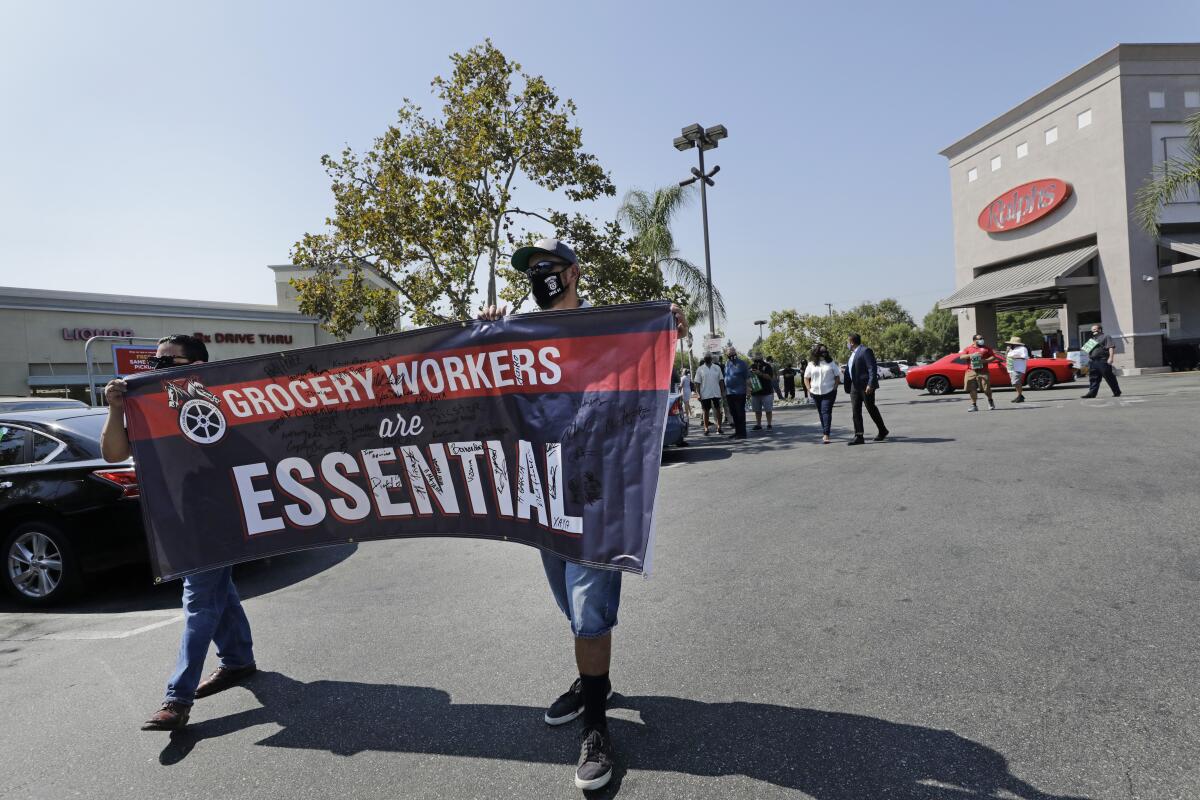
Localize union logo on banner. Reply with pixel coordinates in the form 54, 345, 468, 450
163, 377, 227, 445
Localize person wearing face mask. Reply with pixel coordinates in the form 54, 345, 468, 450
101, 335, 258, 732
959, 333, 999, 412
843, 333, 888, 445
1004, 336, 1030, 403
479, 238, 688, 792
694, 353, 726, 434
723, 345, 750, 439
803, 344, 842, 443
1080, 323, 1121, 398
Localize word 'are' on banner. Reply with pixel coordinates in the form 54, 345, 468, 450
123, 302, 677, 582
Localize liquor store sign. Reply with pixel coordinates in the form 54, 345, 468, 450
978, 178, 1071, 233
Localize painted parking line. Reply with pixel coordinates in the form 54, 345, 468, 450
0, 609, 181, 641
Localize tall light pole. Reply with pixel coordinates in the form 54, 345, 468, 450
675, 123, 727, 338
754, 319, 767, 351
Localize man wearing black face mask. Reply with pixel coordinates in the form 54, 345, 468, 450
479, 238, 687, 791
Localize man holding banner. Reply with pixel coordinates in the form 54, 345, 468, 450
101, 335, 258, 732
114, 244, 677, 790
481, 238, 687, 791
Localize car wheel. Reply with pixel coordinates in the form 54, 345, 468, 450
925, 375, 952, 395
1026, 369, 1055, 390
3, 520, 80, 606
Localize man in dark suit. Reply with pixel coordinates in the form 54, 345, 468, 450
843, 333, 889, 446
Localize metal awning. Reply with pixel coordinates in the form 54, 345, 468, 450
939, 244, 1098, 310
1159, 237, 1200, 259
1158, 237, 1200, 275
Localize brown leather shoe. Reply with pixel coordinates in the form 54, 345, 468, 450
195, 663, 257, 698
141, 701, 190, 731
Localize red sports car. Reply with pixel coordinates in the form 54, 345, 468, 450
905, 353, 1075, 395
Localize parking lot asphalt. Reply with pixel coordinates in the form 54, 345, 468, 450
2, 372, 1199, 800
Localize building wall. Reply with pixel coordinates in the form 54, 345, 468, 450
943, 46, 1200, 368
1117, 58, 1200, 362
0, 307, 331, 396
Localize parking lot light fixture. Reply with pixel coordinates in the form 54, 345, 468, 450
674, 122, 728, 337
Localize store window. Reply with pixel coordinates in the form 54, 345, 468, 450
1149, 91, 1165, 109
1186, 91, 1200, 109
1158, 134, 1200, 204
0, 426, 28, 467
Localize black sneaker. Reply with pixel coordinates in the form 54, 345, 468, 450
575, 725, 614, 791
544, 677, 613, 726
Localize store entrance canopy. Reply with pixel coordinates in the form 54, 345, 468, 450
938, 244, 1098, 311
1158, 237, 1200, 276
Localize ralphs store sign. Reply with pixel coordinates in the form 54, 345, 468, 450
978, 178, 1071, 233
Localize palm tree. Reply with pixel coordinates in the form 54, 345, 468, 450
1135, 111, 1200, 235
618, 185, 727, 328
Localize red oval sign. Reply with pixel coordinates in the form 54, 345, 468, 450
977, 178, 1072, 233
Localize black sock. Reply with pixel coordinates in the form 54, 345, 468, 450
580, 672, 610, 728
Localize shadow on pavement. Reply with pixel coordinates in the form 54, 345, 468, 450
162, 671, 1091, 800
0, 545, 357, 615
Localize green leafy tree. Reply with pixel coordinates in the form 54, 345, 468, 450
921, 305, 960, 358
1135, 110, 1200, 235
876, 323, 924, 361
618, 185, 726, 328
291, 39, 614, 337
997, 310, 1045, 351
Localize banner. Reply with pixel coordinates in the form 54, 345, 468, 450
123, 302, 676, 581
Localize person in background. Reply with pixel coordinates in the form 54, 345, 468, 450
843, 333, 888, 445
804, 344, 842, 444
1005, 336, 1030, 404
723, 346, 750, 440
680, 368, 693, 416
101, 334, 258, 732
1081, 323, 1122, 398
750, 354, 775, 431
767, 357, 784, 400
780, 363, 798, 400
694, 354, 725, 435
960, 333, 1000, 412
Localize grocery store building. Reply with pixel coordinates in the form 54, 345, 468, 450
939, 43, 1200, 371
0, 264, 393, 402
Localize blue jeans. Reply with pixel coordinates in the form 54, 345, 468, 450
541, 552, 622, 638
164, 567, 255, 706
813, 390, 837, 435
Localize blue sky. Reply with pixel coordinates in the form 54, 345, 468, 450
1, 0, 1197, 349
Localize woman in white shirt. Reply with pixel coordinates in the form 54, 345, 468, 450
803, 344, 843, 443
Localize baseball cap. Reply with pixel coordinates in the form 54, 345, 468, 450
511, 238, 578, 272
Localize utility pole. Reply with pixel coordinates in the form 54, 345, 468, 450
824, 303, 833, 317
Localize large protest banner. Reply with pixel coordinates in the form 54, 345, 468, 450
123, 302, 676, 582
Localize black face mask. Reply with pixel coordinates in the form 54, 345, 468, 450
531, 269, 569, 308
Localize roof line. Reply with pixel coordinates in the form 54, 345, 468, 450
939, 43, 1200, 160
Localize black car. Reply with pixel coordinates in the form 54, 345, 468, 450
0, 397, 89, 413
0, 409, 146, 606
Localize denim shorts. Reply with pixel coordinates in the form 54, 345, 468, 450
751, 393, 774, 412
541, 551, 622, 638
